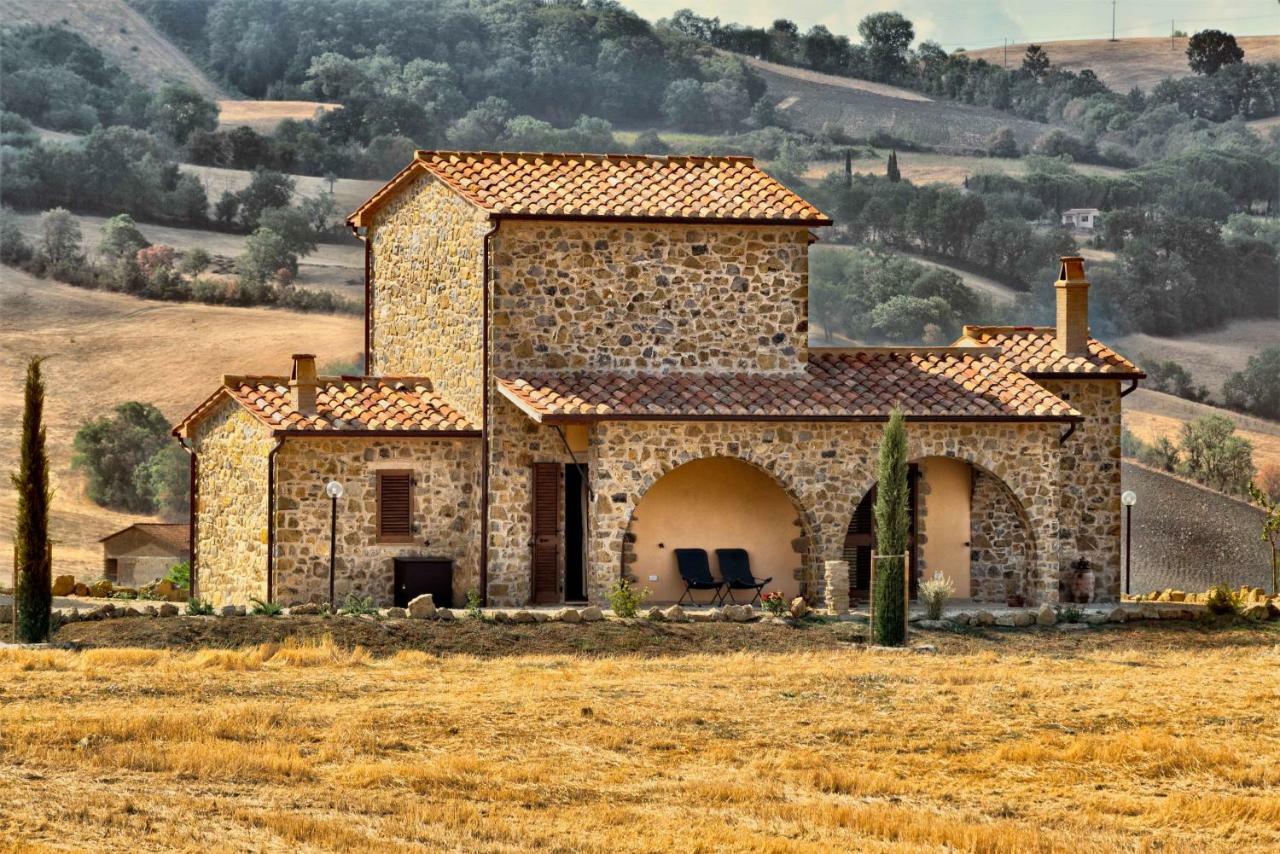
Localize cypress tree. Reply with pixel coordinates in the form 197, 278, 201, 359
844, 149, 853, 188
871, 407, 909, 646
886, 149, 901, 183
12, 357, 51, 642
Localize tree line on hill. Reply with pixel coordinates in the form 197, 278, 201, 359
806, 141, 1279, 342
1123, 415, 1274, 502
666, 10, 1280, 163
0, 201, 357, 315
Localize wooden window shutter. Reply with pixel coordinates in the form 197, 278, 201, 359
377, 471, 413, 541
531, 463, 560, 603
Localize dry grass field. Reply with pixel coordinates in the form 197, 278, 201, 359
802, 152, 1122, 187
217, 100, 342, 133
0, 0, 223, 97
0, 625, 1277, 851
1123, 389, 1280, 472
1115, 318, 1280, 398
0, 267, 361, 582
963, 36, 1280, 93
747, 59, 1051, 153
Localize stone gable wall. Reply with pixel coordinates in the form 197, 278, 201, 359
370, 174, 491, 425
1041, 379, 1123, 601
273, 437, 481, 607
483, 418, 1065, 606
189, 400, 275, 607
489, 222, 810, 374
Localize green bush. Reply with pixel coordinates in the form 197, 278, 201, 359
164, 561, 190, 589
1205, 583, 1242, 615
607, 578, 649, 618
250, 597, 283, 616
186, 597, 213, 616
465, 589, 483, 619
338, 593, 378, 616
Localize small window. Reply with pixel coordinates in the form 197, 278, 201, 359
376, 471, 414, 542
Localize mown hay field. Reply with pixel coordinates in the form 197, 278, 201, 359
0, 626, 1277, 852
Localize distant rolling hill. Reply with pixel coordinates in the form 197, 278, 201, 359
0, 267, 362, 583
963, 35, 1280, 93
0, 0, 223, 97
748, 57, 1051, 152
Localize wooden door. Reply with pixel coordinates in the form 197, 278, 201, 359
531, 462, 561, 603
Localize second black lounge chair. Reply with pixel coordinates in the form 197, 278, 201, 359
674, 548, 725, 606
715, 548, 772, 605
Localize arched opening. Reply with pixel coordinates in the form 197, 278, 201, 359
623, 457, 809, 605
843, 456, 1039, 606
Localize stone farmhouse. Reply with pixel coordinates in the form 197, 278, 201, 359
174, 151, 1144, 610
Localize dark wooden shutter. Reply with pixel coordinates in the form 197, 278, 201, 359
377, 471, 413, 541
531, 463, 561, 604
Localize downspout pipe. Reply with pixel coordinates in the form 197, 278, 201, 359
480, 219, 500, 605
177, 437, 198, 599
266, 437, 284, 603
1120, 378, 1140, 398
361, 228, 372, 371
1058, 421, 1077, 445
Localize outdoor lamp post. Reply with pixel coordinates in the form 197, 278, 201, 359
1121, 490, 1137, 595
325, 480, 344, 608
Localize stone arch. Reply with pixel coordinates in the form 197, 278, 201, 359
590, 446, 823, 605
838, 445, 1050, 605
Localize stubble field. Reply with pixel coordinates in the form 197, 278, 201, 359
0, 623, 1276, 852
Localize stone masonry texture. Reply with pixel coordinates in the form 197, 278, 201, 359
370, 174, 490, 425
489, 222, 810, 374
190, 165, 1128, 609
1042, 379, 1123, 601
189, 399, 275, 608
272, 437, 481, 607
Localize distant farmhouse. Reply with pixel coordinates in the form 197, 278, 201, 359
175, 152, 1142, 610
1061, 207, 1100, 230
99, 523, 190, 587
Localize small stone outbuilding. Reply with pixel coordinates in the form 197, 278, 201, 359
176, 151, 1143, 609
99, 523, 190, 587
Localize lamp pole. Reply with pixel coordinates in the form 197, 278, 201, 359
325, 480, 344, 609
1121, 490, 1137, 595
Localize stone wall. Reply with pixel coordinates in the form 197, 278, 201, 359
579, 419, 1064, 606
370, 174, 491, 425
189, 400, 275, 607
273, 437, 481, 607
1042, 379, 1123, 601
486, 397, 579, 606
969, 469, 1037, 603
489, 222, 810, 374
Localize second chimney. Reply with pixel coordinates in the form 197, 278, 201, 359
1054, 256, 1090, 356
290, 353, 318, 415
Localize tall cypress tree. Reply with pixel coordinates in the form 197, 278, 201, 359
12, 357, 51, 642
872, 407, 908, 646
886, 149, 901, 183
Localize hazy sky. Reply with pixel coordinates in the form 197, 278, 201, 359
630, 0, 1279, 51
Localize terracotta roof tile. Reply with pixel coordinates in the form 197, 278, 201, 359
349, 151, 831, 227
498, 350, 1079, 422
177, 377, 476, 436
958, 326, 1144, 377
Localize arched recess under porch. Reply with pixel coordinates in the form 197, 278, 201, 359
842, 455, 1040, 607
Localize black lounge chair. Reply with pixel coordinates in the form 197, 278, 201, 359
675, 548, 725, 606
715, 548, 772, 605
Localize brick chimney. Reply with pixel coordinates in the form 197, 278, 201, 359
289, 353, 318, 415
1054, 256, 1090, 356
